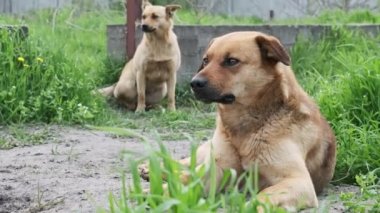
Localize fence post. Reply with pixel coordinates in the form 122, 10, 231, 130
126, 0, 142, 59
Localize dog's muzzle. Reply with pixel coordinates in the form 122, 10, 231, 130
190, 76, 235, 104
141, 24, 156, 33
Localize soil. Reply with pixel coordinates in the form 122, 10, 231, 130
0, 126, 358, 213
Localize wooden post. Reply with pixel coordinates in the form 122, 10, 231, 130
126, 0, 142, 59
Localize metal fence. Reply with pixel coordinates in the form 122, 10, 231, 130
196, 0, 379, 20
0, 0, 119, 14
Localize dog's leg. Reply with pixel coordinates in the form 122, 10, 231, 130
166, 71, 176, 111
178, 141, 210, 167
140, 140, 240, 193
135, 70, 147, 112
179, 135, 243, 193
257, 168, 318, 211
139, 141, 210, 181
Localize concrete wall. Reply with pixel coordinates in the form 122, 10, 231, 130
107, 24, 380, 82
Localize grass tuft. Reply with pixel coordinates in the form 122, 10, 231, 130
104, 143, 286, 213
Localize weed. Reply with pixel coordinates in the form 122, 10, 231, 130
30, 181, 64, 213
35, 182, 45, 212
66, 144, 79, 162
0, 125, 56, 149
340, 169, 380, 212
51, 144, 60, 155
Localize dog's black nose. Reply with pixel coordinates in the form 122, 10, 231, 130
190, 76, 208, 89
142, 24, 149, 31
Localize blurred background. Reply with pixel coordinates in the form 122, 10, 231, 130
1, 0, 379, 21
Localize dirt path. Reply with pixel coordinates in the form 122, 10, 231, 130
0, 126, 357, 213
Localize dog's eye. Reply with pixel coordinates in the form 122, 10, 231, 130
223, 58, 239, 67
142, 15, 147, 19
152, 14, 159, 19
202, 57, 209, 66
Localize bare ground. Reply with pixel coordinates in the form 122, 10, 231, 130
0, 126, 358, 213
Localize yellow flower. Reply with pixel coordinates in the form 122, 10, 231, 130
36, 57, 43, 63
17, 57, 25, 63
23, 64, 30, 68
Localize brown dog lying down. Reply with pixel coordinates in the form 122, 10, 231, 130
140, 31, 336, 211
99, 0, 181, 112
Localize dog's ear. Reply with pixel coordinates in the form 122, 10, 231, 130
205, 38, 215, 51
142, 0, 152, 10
197, 39, 215, 72
255, 35, 290, 66
166, 5, 181, 18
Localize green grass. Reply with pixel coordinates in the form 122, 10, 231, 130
0, 8, 126, 124
291, 27, 380, 184
176, 10, 262, 25
285, 9, 380, 24
176, 8, 380, 25
340, 170, 380, 212
87, 106, 215, 141
1, 7, 380, 212
100, 142, 287, 213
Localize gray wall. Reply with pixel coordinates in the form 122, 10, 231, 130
107, 24, 380, 82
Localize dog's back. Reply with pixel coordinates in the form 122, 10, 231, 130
277, 65, 336, 193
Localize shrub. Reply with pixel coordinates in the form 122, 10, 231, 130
0, 29, 107, 124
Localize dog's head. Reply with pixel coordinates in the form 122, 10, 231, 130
190, 31, 291, 105
141, 0, 181, 34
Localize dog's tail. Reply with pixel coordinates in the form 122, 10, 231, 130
97, 84, 116, 97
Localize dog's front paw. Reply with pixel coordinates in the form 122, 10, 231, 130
138, 163, 150, 181
135, 105, 146, 113
167, 104, 176, 111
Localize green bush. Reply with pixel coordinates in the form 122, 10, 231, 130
317, 9, 380, 24
0, 8, 126, 124
0, 29, 105, 124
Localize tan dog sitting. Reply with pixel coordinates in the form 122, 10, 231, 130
99, 0, 181, 112
140, 31, 336, 211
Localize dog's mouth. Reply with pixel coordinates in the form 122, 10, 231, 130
193, 88, 235, 104
219, 94, 236, 104
141, 25, 156, 33
190, 76, 236, 104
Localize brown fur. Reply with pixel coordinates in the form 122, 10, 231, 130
140, 31, 336, 211
98, 0, 181, 112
